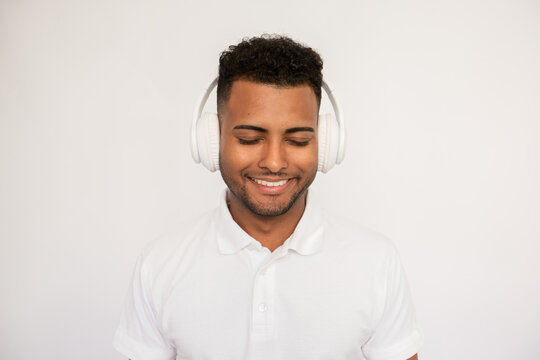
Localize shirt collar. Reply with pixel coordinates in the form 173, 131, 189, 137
215, 189, 324, 256
215, 190, 255, 254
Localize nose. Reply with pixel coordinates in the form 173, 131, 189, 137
258, 139, 288, 173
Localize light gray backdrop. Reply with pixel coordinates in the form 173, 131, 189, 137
1, 0, 539, 359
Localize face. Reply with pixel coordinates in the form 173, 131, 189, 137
219, 80, 319, 217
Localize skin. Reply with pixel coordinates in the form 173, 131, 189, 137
219, 79, 319, 251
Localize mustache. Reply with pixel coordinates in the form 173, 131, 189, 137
248, 172, 292, 178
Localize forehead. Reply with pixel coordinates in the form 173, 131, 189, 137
221, 80, 318, 129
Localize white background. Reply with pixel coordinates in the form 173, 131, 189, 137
1, 0, 539, 359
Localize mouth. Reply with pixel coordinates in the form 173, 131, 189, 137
247, 176, 295, 193
250, 178, 288, 187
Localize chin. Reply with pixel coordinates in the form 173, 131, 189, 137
233, 181, 310, 217
242, 198, 298, 217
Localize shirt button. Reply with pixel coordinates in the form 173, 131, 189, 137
258, 303, 268, 312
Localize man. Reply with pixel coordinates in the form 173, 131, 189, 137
114, 35, 423, 360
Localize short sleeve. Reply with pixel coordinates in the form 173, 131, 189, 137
113, 255, 176, 360
361, 245, 424, 360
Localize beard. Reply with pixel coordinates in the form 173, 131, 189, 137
220, 169, 316, 217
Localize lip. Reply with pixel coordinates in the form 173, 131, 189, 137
247, 176, 295, 194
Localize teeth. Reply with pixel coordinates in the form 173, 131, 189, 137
252, 178, 288, 187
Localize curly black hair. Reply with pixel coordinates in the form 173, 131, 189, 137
217, 35, 324, 112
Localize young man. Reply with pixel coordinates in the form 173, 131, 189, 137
114, 36, 423, 360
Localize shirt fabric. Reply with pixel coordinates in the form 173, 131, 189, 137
113, 191, 423, 360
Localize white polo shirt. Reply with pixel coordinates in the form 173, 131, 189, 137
114, 191, 423, 360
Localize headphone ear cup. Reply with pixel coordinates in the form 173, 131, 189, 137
318, 113, 340, 173
196, 112, 220, 172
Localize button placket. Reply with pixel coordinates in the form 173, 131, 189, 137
252, 263, 271, 335
251, 247, 289, 337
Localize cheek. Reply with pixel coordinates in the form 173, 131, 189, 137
220, 138, 255, 169
288, 146, 318, 171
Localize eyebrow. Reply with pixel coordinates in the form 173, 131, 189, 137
232, 125, 268, 133
284, 127, 315, 134
232, 125, 315, 134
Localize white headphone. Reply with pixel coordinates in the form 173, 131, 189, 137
191, 77, 346, 173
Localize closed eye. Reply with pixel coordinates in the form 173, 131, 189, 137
287, 139, 311, 146
238, 138, 261, 145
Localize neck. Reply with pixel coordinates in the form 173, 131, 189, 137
227, 191, 307, 252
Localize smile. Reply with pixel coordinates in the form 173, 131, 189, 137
249, 178, 289, 187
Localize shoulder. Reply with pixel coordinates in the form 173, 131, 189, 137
323, 210, 396, 250
321, 210, 400, 263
